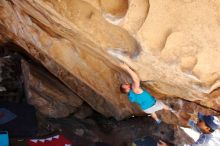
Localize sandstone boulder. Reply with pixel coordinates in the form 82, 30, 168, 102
0, 0, 219, 120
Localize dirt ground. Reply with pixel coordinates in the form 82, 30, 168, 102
9, 111, 176, 146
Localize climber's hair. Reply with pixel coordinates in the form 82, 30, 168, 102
120, 83, 129, 94
120, 84, 126, 93
209, 128, 215, 133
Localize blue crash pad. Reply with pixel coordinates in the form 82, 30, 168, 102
0, 108, 17, 125
0, 131, 9, 146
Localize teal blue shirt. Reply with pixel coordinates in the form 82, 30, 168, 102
128, 89, 156, 110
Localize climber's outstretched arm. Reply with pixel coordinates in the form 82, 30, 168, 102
119, 62, 140, 90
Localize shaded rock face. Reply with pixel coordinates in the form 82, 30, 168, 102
157, 98, 220, 126
0, 47, 23, 102
21, 59, 83, 118
0, 0, 220, 121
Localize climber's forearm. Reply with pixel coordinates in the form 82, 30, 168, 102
126, 68, 140, 84
120, 62, 140, 88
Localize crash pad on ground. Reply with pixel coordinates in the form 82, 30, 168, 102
0, 102, 38, 138
28, 134, 72, 146
0, 108, 17, 125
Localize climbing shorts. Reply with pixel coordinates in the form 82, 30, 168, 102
143, 100, 165, 114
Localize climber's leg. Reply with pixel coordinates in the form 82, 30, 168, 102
151, 112, 161, 124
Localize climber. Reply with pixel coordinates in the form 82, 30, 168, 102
119, 62, 173, 124
157, 112, 220, 146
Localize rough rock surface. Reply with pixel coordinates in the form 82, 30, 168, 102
0, 0, 220, 121
21, 59, 83, 118
0, 49, 23, 102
